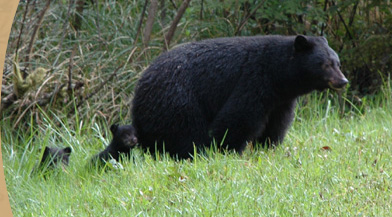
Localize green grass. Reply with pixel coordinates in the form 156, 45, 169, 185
2, 92, 392, 216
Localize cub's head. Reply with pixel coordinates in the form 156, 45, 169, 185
293, 35, 348, 92
39, 146, 72, 168
110, 124, 138, 150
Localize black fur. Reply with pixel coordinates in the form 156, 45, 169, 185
38, 146, 72, 169
131, 35, 348, 159
91, 124, 138, 165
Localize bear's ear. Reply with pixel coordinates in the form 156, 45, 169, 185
43, 146, 51, 156
40, 146, 51, 162
294, 35, 313, 52
110, 124, 119, 135
62, 147, 72, 155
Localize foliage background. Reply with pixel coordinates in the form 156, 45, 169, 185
1, 0, 391, 127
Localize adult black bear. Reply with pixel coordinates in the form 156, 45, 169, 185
90, 124, 138, 165
131, 35, 348, 159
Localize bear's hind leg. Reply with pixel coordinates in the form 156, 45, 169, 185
155, 106, 210, 160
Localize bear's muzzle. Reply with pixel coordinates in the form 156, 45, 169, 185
328, 77, 348, 91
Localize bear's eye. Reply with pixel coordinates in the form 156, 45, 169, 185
321, 62, 331, 68
323, 60, 332, 67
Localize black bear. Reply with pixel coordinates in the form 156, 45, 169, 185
90, 124, 138, 166
131, 35, 348, 159
39, 146, 72, 168
33, 146, 72, 176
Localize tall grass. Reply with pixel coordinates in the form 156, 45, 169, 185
4, 0, 246, 126
2, 88, 392, 216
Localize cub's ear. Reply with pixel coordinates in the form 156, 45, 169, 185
110, 124, 119, 135
62, 147, 72, 155
42, 146, 51, 157
294, 35, 313, 52
40, 146, 51, 162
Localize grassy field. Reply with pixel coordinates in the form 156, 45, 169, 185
2, 91, 392, 216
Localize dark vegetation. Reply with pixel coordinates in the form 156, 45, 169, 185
1, 0, 391, 129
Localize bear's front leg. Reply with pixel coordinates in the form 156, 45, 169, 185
256, 99, 296, 148
210, 95, 268, 153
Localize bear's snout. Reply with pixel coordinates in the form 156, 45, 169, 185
328, 77, 348, 91
132, 136, 138, 144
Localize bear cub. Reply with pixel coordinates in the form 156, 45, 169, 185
39, 146, 72, 169
90, 124, 138, 166
32, 146, 72, 177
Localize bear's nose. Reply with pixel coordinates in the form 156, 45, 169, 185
335, 78, 348, 89
328, 77, 348, 91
